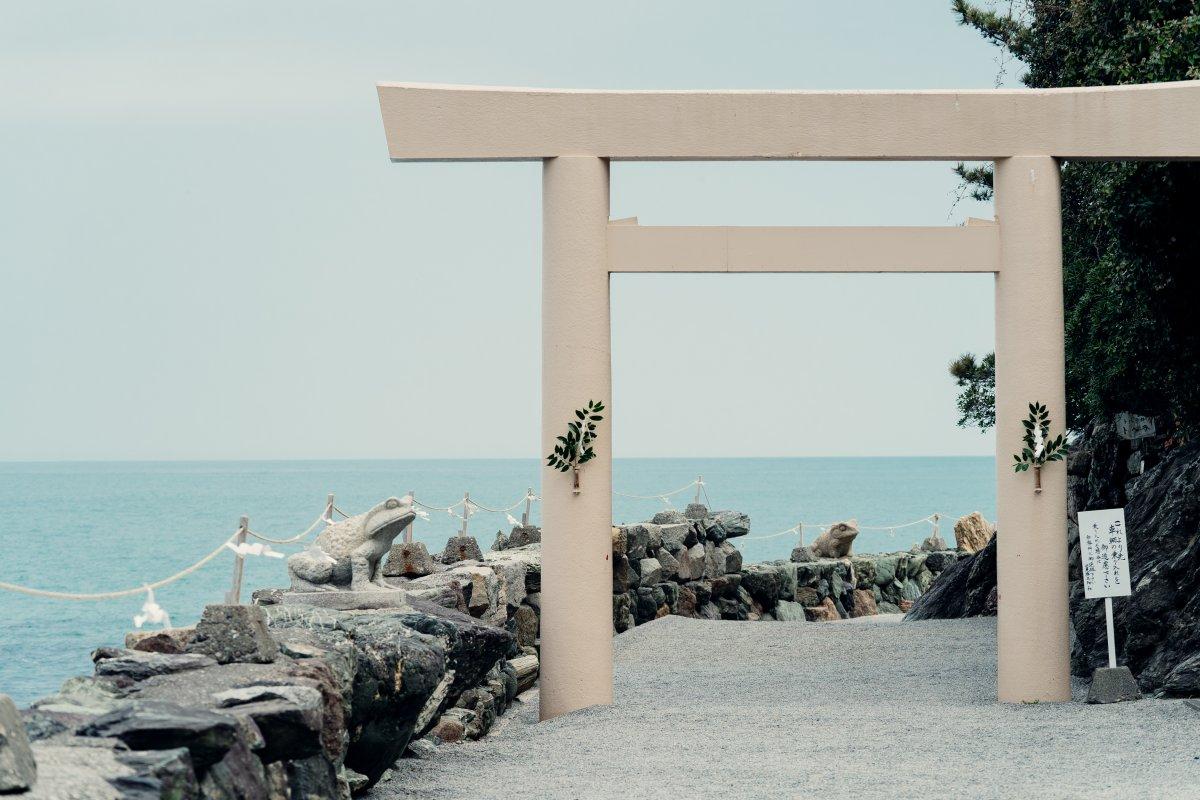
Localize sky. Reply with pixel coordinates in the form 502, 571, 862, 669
0, 1, 1018, 461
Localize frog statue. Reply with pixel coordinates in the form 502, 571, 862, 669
810, 519, 859, 559
288, 497, 416, 592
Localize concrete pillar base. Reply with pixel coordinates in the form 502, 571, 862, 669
1086, 667, 1142, 704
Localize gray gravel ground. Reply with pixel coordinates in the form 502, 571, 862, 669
373, 616, 1199, 800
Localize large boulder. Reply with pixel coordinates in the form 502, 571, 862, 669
92, 648, 216, 683
638, 557, 664, 588
390, 597, 512, 703
705, 510, 751, 541
904, 534, 997, 620
264, 604, 448, 789
805, 597, 841, 622
77, 700, 241, 772
740, 564, 785, 608
212, 685, 325, 763
953, 512, 995, 554
26, 740, 201, 800
851, 589, 879, 617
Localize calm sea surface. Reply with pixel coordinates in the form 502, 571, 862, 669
0, 457, 994, 705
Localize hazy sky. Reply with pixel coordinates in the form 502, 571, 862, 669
0, 1, 1016, 461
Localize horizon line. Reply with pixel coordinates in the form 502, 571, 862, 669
0, 453, 997, 465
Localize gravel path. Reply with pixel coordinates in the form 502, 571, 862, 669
373, 616, 1199, 800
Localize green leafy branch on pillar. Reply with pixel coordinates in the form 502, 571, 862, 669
546, 400, 605, 493
1012, 401, 1068, 492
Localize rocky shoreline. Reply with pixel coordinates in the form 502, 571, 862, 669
0, 504, 989, 798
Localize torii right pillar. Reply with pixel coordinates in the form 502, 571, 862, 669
993, 155, 1072, 702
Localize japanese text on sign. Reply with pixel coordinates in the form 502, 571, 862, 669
1078, 508, 1131, 600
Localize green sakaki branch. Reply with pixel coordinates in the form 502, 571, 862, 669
546, 400, 605, 494
1012, 401, 1068, 493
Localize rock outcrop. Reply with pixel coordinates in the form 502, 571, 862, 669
1068, 415, 1200, 696
904, 535, 997, 620
19, 590, 526, 798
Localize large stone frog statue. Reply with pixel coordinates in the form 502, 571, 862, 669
288, 497, 416, 592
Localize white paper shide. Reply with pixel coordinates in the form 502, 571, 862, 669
1078, 508, 1131, 600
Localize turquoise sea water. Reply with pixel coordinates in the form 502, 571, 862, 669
0, 457, 994, 705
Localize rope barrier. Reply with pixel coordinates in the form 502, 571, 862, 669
243, 513, 327, 545
613, 479, 700, 501
0, 533, 238, 600
0, 478, 977, 605
743, 514, 962, 542
466, 493, 538, 514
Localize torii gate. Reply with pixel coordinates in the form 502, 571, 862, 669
376, 81, 1200, 720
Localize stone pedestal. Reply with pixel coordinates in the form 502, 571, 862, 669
1086, 666, 1142, 704
441, 536, 483, 564
185, 604, 277, 664
382, 541, 436, 577
279, 588, 412, 611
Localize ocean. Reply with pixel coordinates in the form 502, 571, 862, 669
0, 456, 994, 705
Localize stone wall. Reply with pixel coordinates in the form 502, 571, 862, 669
608, 504, 960, 630
457, 504, 962, 648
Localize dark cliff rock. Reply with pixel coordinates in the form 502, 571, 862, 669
1068, 418, 1200, 696
21, 590, 521, 798
904, 535, 997, 620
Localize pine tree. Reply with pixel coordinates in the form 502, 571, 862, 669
950, 1, 1200, 433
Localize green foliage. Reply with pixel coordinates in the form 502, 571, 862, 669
1012, 401, 1068, 472
951, 2, 1200, 433
546, 400, 605, 473
949, 352, 995, 431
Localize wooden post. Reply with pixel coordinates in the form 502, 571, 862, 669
325, 494, 335, 525
1104, 597, 1118, 669
522, 487, 533, 527
694, 476, 703, 506
406, 490, 415, 543
460, 492, 470, 538
225, 515, 249, 605
798, 522, 804, 547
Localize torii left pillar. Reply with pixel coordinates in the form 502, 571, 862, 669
539, 156, 614, 720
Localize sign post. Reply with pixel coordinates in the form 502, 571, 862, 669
1077, 508, 1141, 703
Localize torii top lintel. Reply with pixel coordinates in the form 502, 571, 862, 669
376, 81, 1200, 162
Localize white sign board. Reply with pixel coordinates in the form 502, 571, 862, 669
1078, 508, 1131, 600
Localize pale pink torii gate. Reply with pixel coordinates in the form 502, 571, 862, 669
376, 81, 1200, 720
